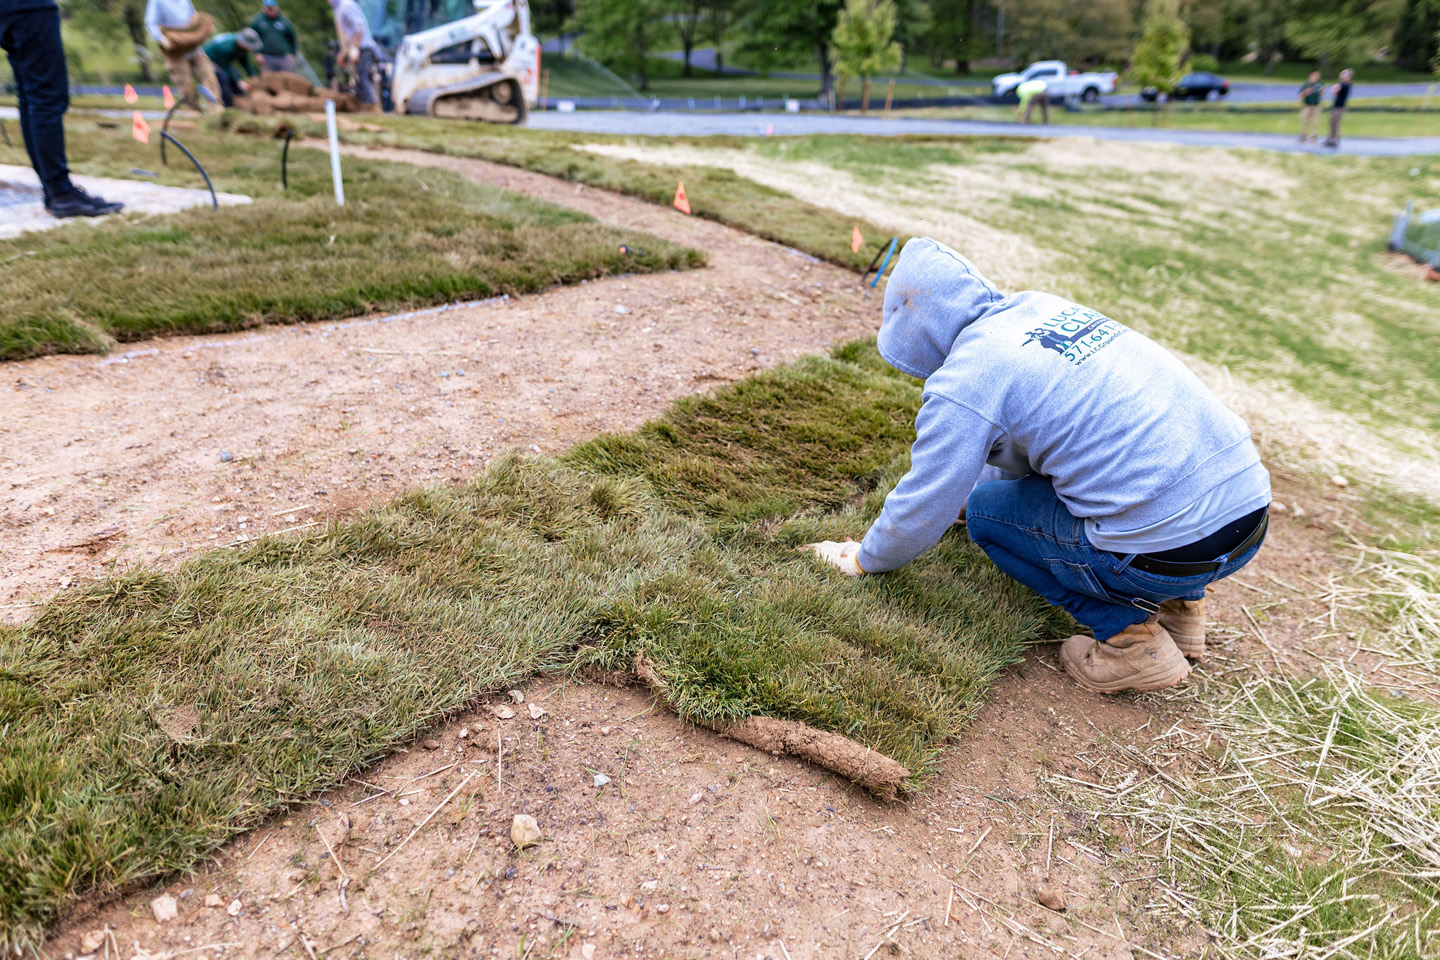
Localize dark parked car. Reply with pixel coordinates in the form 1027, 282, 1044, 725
1140, 72, 1230, 102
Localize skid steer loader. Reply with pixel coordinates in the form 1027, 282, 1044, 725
376, 0, 540, 123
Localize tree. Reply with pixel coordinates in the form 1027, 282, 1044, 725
928, 0, 978, 73
570, 0, 671, 90
1286, 0, 1406, 69
830, 0, 901, 113
1393, 0, 1440, 71
1004, 0, 1133, 66
704, 0, 735, 73
735, 0, 845, 105
673, 0, 704, 75
1130, 0, 1189, 96
532, 0, 578, 38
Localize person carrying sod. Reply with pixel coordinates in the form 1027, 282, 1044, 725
803, 238, 1270, 695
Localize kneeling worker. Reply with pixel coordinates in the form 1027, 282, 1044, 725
804, 238, 1270, 694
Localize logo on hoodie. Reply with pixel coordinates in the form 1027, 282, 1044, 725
1023, 307, 1127, 365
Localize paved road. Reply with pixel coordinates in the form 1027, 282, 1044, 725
528, 109, 1440, 156
1108, 80, 1437, 106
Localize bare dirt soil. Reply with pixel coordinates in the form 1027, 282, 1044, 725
0, 149, 872, 616
15, 149, 1369, 959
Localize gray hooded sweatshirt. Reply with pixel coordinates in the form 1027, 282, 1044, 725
855, 238, 1270, 575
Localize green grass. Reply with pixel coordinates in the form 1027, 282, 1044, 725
0, 342, 1067, 950
242, 114, 896, 271
569, 132, 1440, 444
897, 102, 1440, 138
1214, 59, 1437, 84
1056, 669, 1440, 959
0, 123, 701, 361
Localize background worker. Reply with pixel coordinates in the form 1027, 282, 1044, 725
249, 0, 299, 73
1325, 69, 1353, 148
329, 0, 383, 108
803, 238, 1271, 695
0, 0, 124, 218
1297, 70, 1323, 143
1016, 77, 1049, 124
144, 0, 220, 110
203, 28, 261, 107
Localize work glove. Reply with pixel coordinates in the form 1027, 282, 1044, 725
799, 539, 865, 577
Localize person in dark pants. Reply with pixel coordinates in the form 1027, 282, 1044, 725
0, 0, 123, 218
203, 28, 261, 107
1325, 69, 1353, 148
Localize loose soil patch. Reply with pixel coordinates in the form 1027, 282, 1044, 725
0, 156, 870, 614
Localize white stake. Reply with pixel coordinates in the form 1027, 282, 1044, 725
325, 98, 345, 206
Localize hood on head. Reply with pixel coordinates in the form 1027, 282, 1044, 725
877, 238, 1004, 380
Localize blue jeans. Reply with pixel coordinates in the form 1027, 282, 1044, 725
0, 6, 74, 203
966, 475, 1265, 641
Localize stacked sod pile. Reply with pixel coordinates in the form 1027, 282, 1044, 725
0, 341, 1067, 947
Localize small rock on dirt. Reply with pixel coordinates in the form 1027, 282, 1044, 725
1037, 886, 1067, 911
226, 898, 243, 917
204, 893, 224, 908
528, 702, 545, 720
1330, 474, 1349, 488
219, 451, 234, 462
511, 814, 542, 849
600, 726, 612, 735
494, 705, 516, 720
318, 812, 352, 849
422, 738, 441, 750
614, 304, 629, 315
79, 930, 106, 953
593, 773, 611, 788
508, 689, 525, 704
582, 945, 596, 960
150, 893, 178, 923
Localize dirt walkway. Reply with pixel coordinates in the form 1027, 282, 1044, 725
20, 149, 1352, 960
0, 149, 871, 616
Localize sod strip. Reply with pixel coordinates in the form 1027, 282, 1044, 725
0, 344, 1068, 947
0, 127, 702, 361
223, 116, 896, 273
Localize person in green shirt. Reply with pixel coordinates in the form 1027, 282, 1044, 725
203, 28, 259, 106
249, 0, 299, 73
1297, 70, 1323, 143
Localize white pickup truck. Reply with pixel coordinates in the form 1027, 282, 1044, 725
991, 61, 1118, 102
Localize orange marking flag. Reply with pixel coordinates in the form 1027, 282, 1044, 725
163, 85, 176, 110
132, 110, 151, 144
673, 181, 691, 215
124, 84, 138, 104
851, 224, 864, 253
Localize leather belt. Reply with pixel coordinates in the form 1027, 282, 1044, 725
1128, 513, 1269, 577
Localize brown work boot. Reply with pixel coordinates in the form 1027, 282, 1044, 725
1158, 598, 1205, 660
1059, 617, 1191, 694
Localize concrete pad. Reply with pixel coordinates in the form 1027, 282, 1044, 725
0, 163, 251, 240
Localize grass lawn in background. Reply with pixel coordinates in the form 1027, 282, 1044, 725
0, 124, 701, 361
896, 102, 1440, 137
0, 341, 1067, 950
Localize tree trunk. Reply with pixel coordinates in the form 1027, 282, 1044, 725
861, 75, 871, 114
123, 2, 155, 82
715, 47, 723, 74
635, 20, 649, 91
835, 75, 847, 112
819, 42, 834, 108
682, 37, 693, 76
